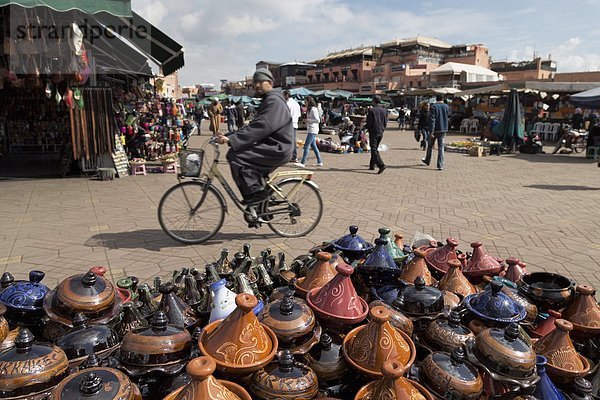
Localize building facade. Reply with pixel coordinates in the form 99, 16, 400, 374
491, 58, 556, 81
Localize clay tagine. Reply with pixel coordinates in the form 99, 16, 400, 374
51, 368, 143, 400
483, 276, 538, 325
356, 237, 402, 288
517, 272, 576, 312
0, 270, 49, 327
502, 257, 528, 283
199, 293, 278, 377
250, 349, 319, 400
302, 332, 349, 388
354, 359, 434, 400
331, 225, 374, 260
464, 281, 526, 326
463, 242, 503, 283
392, 276, 445, 318
377, 227, 407, 263
533, 319, 591, 383
421, 309, 475, 352
400, 249, 434, 285
157, 283, 199, 329
306, 263, 369, 333
561, 285, 600, 339
530, 310, 561, 338
0, 304, 8, 344
368, 300, 413, 336
438, 259, 477, 299
343, 305, 416, 379
423, 237, 459, 278
296, 251, 336, 299
163, 356, 252, 400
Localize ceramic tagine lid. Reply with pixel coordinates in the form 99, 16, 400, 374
250, 350, 319, 400
0, 270, 49, 320
368, 300, 414, 336
157, 283, 199, 329
0, 304, 8, 344
163, 356, 252, 400
377, 228, 406, 261
438, 259, 477, 299
422, 309, 475, 352
354, 359, 434, 400
0, 328, 70, 399
503, 257, 528, 283
302, 332, 349, 384
361, 238, 398, 271
342, 305, 416, 379
533, 319, 591, 383
258, 292, 316, 347
464, 281, 526, 325
199, 293, 278, 377
400, 249, 434, 285
561, 285, 600, 338
120, 311, 192, 367
51, 368, 142, 400
392, 276, 444, 317
483, 276, 538, 325
296, 252, 337, 299
423, 238, 459, 276
464, 242, 503, 282
331, 225, 374, 254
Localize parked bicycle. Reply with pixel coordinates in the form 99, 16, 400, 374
552, 124, 588, 154
158, 138, 323, 244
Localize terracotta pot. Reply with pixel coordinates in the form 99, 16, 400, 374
368, 300, 413, 336
517, 272, 576, 312
199, 293, 278, 377
342, 305, 416, 379
163, 356, 252, 400
250, 349, 319, 400
423, 238, 459, 277
0, 304, 8, 344
561, 285, 600, 339
438, 259, 477, 299
529, 310, 561, 338
51, 367, 142, 400
302, 332, 350, 386
296, 252, 336, 299
51, 271, 116, 319
354, 359, 434, 400
533, 319, 591, 383
421, 310, 475, 352
464, 242, 503, 283
400, 249, 434, 285
503, 258, 527, 283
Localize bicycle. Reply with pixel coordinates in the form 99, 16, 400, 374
158, 138, 323, 244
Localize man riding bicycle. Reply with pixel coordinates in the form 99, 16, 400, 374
215, 68, 294, 226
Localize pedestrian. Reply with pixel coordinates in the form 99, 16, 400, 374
417, 103, 430, 150
295, 96, 323, 168
422, 95, 450, 171
283, 90, 301, 163
397, 107, 406, 130
365, 95, 388, 174
235, 101, 245, 129
194, 102, 204, 134
208, 99, 223, 136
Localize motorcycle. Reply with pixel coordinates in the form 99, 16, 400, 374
552, 124, 587, 154
519, 131, 544, 154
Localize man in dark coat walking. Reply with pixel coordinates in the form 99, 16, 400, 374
422, 95, 450, 170
216, 68, 294, 207
365, 95, 388, 174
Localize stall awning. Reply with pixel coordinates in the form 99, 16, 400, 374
96, 11, 184, 76
0, 0, 131, 16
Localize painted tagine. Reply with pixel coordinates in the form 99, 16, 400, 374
464, 281, 526, 327
421, 309, 475, 352
0, 270, 49, 331
356, 237, 401, 288
399, 249, 434, 286
331, 225, 374, 261
302, 332, 350, 391
377, 227, 407, 263
423, 237, 459, 278
517, 272, 576, 312
157, 283, 199, 330
368, 300, 413, 336
208, 278, 237, 323
354, 359, 434, 400
51, 368, 143, 400
463, 242, 503, 283
438, 259, 477, 299
502, 257, 528, 283
561, 284, 600, 339
392, 276, 445, 319
296, 251, 336, 299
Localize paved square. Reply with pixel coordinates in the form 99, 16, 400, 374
1, 128, 599, 290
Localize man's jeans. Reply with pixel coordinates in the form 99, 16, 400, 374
424, 132, 446, 169
292, 128, 298, 161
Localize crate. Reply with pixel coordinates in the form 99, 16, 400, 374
469, 146, 486, 157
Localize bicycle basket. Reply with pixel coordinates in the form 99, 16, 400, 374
178, 149, 204, 177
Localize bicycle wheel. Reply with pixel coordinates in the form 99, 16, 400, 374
158, 181, 226, 244
267, 179, 323, 238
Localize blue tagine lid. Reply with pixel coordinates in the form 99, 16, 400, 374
0, 270, 49, 314
332, 225, 373, 253
361, 238, 398, 270
465, 281, 526, 324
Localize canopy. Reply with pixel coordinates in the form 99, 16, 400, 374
312, 89, 353, 99
408, 87, 461, 96
289, 87, 314, 98
492, 88, 524, 148
0, 0, 131, 16
569, 87, 600, 108
457, 81, 600, 97
228, 95, 253, 104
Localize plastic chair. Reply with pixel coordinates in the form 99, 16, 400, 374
531, 122, 543, 136
459, 119, 470, 133
540, 122, 552, 141
468, 119, 479, 133
548, 123, 561, 142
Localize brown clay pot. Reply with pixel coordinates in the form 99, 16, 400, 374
342, 305, 416, 379
400, 249, 435, 285
355, 360, 434, 400
421, 310, 475, 352
302, 332, 350, 385
529, 310, 561, 338
0, 326, 19, 352
50, 271, 116, 320
533, 319, 591, 383
423, 238, 459, 277
199, 293, 278, 377
163, 356, 252, 400
502, 258, 527, 283
464, 242, 503, 283
368, 300, 413, 336
296, 252, 336, 299
561, 285, 600, 339
51, 367, 142, 400
0, 304, 8, 344
157, 283, 199, 330
438, 259, 477, 299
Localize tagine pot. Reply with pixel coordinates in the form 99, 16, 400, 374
533, 319, 591, 384
306, 263, 368, 333
342, 305, 416, 379
302, 332, 350, 388
368, 300, 413, 336
156, 283, 199, 330
377, 228, 407, 263
354, 359, 434, 400
331, 225, 374, 261
0, 270, 49, 333
51, 367, 142, 400
463, 242, 503, 283
517, 272, 576, 312
391, 276, 445, 320
419, 347, 483, 400
399, 249, 434, 285
464, 281, 526, 327
116, 301, 149, 339
438, 259, 477, 299
423, 237, 459, 278
208, 278, 237, 323
0, 328, 70, 399
356, 237, 402, 288
0, 304, 8, 344
482, 276, 538, 325
421, 309, 475, 352
561, 285, 600, 339
502, 257, 528, 283
250, 349, 319, 400
296, 252, 337, 299
163, 356, 252, 400
199, 293, 278, 377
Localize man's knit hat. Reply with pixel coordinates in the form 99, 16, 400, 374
253, 68, 274, 83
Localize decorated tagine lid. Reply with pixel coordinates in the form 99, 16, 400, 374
438, 259, 477, 299
296, 252, 336, 299
0, 270, 49, 321
422, 309, 475, 352
357, 238, 401, 288
306, 263, 369, 332
51, 368, 142, 400
561, 285, 600, 339
502, 257, 528, 283
157, 283, 199, 329
163, 356, 252, 400
331, 225, 374, 255
302, 332, 349, 384
0, 328, 70, 399
423, 237, 459, 277
464, 281, 526, 325
56, 313, 120, 367
199, 293, 278, 377
0, 304, 8, 344
419, 347, 483, 400
377, 228, 407, 262
250, 349, 319, 400
533, 319, 591, 383
120, 311, 192, 367
342, 305, 416, 379
482, 276, 538, 325
400, 249, 434, 285
463, 242, 503, 283
115, 301, 149, 339
368, 300, 413, 336
354, 359, 434, 400
392, 276, 444, 317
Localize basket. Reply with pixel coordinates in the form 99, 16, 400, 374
178, 148, 204, 177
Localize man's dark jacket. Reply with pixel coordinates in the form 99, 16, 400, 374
365, 105, 388, 136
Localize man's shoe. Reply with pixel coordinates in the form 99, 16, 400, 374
293, 162, 306, 168
313, 162, 323, 167
377, 165, 386, 174
421, 158, 429, 166
244, 189, 271, 205
289, 158, 298, 163
437, 167, 443, 171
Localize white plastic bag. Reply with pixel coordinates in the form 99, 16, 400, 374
410, 231, 436, 249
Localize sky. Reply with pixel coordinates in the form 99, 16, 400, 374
131, 0, 600, 87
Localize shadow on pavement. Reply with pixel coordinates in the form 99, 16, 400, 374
525, 184, 600, 191
512, 153, 593, 164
